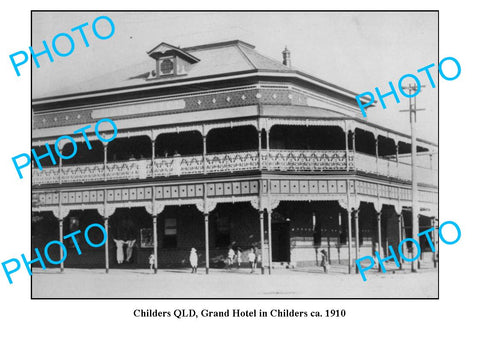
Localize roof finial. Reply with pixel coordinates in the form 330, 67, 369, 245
282, 46, 291, 67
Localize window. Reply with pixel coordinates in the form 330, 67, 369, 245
163, 218, 177, 248
140, 228, 153, 248
160, 58, 174, 75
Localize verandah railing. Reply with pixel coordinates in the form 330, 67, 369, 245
32, 149, 437, 186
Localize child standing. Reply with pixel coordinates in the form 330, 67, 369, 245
189, 248, 198, 273
148, 253, 155, 273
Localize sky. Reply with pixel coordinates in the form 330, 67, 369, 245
31, 11, 438, 142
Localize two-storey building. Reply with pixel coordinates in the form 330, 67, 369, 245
32, 40, 438, 273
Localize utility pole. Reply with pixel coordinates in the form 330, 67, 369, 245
400, 84, 425, 272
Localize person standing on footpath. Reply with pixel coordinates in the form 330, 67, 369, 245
148, 253, 155, 273
227, 247, 235, 270
236, 247, 242, 269
189, 248, 198, 274
320, 249, 329, 273
248, 248, 256, 273
254, 246, 261, 270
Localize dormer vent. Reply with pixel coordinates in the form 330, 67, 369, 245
147, 42, 200, 79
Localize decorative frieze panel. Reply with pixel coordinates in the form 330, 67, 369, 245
34, 87, 291, 130
353, 180, 432, 204
269, 179, 348, 195
348, 180, 355, 194
378, 184, 399, 199
155, 184, 202, 200
399, 188, 411, 201
259, 180, 268, 194
355, 152, 437, 186
36, 190, 105, 206
35, 85, 354, 132
206, 180, 259, 197
419, 190, 438, 203
43, 192, 59, 205
354, 180, 437, 205
34, 179, 438, 219
36, 179, 261, 209
356, 181, 378, 197
34, 108, 93, 130
107, 187, 152, 202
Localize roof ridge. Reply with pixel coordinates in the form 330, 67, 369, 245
236, 44, 257, 70
240, 45, 293, 71
184, 40, 255, 52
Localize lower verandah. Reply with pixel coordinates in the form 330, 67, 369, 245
31, 201, 436, 270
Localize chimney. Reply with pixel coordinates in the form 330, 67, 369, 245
282, 46, 291, 67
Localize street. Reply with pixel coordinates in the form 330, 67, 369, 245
32, 264, 438, 298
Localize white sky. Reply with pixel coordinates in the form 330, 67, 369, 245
32, 12, 438, 142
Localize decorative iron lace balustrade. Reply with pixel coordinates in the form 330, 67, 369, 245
33, 167, 60, 185
265, 150, 352, 171
107, 160, 151, 181
62, 163, 105, 183
206, 151, 259, 173
153, 155, 203, 177
32, 149, 437, 186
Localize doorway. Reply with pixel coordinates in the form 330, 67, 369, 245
271, 222, 290, 262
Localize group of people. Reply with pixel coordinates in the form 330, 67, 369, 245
226, 247, 261, 273
148, 247, 329, 274
227, 247, 262, 273
225, 247, 241, 270
151, 248, 200, 273
149, 247, 200, 273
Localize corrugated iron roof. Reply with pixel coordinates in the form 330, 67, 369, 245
36, 40, 294, 99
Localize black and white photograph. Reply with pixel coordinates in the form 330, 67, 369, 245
30, 11, 438, 298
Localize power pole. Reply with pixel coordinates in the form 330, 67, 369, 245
400, 84, 425, 272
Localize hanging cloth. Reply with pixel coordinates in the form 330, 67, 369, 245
126, 240, 136, 262
113, 239, 125, 264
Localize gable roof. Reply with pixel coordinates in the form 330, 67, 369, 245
147, 42, 200, 63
